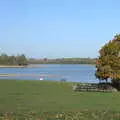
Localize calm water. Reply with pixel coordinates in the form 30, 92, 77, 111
0, 64, 98, 83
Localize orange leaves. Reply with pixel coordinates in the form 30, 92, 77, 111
96, 34, 120, 81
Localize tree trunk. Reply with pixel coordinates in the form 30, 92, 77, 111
112, 80, 120, 91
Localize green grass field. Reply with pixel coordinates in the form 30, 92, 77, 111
0, 80, 120, 119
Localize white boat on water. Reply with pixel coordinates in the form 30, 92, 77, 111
39, 77, 44, 80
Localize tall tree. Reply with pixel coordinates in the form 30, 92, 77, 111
96, 34, 120, 90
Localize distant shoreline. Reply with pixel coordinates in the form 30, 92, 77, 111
0, 64, 95, 68
0, 65, 27, 68
0, 65, 47, 68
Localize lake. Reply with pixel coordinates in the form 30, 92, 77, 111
0, 64, 98, 83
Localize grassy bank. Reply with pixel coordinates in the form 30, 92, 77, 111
0, 80, 120, 119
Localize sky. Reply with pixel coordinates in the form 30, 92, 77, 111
0, 0, 120, 58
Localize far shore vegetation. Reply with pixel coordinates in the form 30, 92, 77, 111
0, 53, 96, 66
28, 58, 96, 64
0, 53, 28, 66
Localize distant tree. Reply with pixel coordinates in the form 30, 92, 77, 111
0, 53, 28, 66
8, 55, 17, 65
96, 34, 120, 90
44, 58, 47, 61
16, 54, 28, 65
0, 53, 8, 65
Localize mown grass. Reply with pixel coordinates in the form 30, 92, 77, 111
0, 80, 120, 119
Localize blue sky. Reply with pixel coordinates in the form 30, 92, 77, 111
0, 0, 120, 58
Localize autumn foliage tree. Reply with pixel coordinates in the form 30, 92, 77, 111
96, 34, 120, 90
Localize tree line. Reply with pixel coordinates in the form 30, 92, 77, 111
0, 53, 28, 66
28, 58, 96, 64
